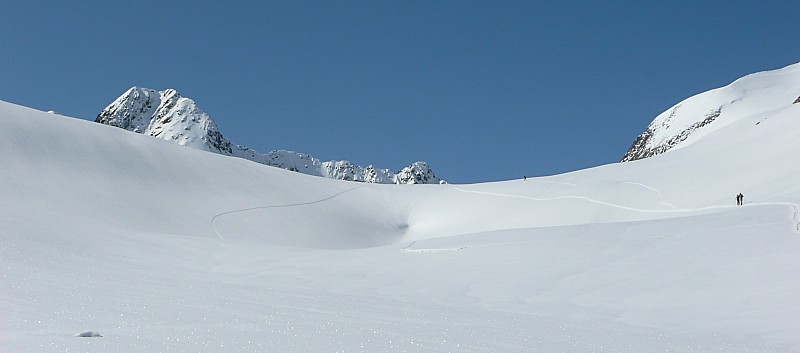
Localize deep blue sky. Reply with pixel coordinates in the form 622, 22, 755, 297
1, 1, 798, 183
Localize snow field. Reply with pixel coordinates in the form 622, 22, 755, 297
3, 61, 800, 353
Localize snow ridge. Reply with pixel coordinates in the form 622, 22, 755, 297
622, 62, 800, 161
96, 87, 444, 184
622, 106, 721, 162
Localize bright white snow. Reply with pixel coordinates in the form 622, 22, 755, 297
2, 63, 800, 352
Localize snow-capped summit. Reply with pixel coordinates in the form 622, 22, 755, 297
622, 62, 800, 161
96, 87, 234, 154
395, 162, 441, 184
96, 87, 444, 184
258, 149, 445, 184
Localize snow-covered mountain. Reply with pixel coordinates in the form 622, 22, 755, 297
95, 87, 237, 156
622, 62, 800, 161
4, 62, 800, 352
96, 87, 444, 184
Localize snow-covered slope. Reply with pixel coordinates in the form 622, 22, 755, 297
96, 87, 444, 184
622, 62, 800, 161
3, 62, 800, 351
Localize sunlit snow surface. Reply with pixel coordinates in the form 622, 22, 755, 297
3, 64, 800, 352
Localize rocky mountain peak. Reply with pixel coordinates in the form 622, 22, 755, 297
96, 87, 232, 153
96, 87, 445, 184
395, 162, 443, 184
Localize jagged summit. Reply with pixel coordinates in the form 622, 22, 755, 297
96, 87, 234, 154
96, 87, 445, 184
622, 62, 800, 162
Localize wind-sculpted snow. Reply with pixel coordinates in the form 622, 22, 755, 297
96, 87, 444, 184
4, 60, 800, 352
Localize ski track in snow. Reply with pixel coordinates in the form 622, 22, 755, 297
453, 185, 800, 233
210, 186, 365, 240
211, 181, 800, 243
453, 185, 703, 214
523, 179, 579, 187
400, 241, 466, 253
621, 181, 679, 210
768, 201, 800, 232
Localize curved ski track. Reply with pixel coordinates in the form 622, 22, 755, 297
210, 186, 365, 240
211, 182, 800, 242
454, 184, 800, 232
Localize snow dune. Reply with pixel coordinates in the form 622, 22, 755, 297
2, 72, 800, 353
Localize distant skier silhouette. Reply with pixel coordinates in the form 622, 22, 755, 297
736, 193, 744, 205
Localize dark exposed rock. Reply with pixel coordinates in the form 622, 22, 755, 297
622, 108, 721, 162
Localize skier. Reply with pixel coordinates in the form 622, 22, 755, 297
524, 176, 527, 181
736, 193, 744, 205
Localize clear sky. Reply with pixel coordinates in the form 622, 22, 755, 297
1, 1, 798, 183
